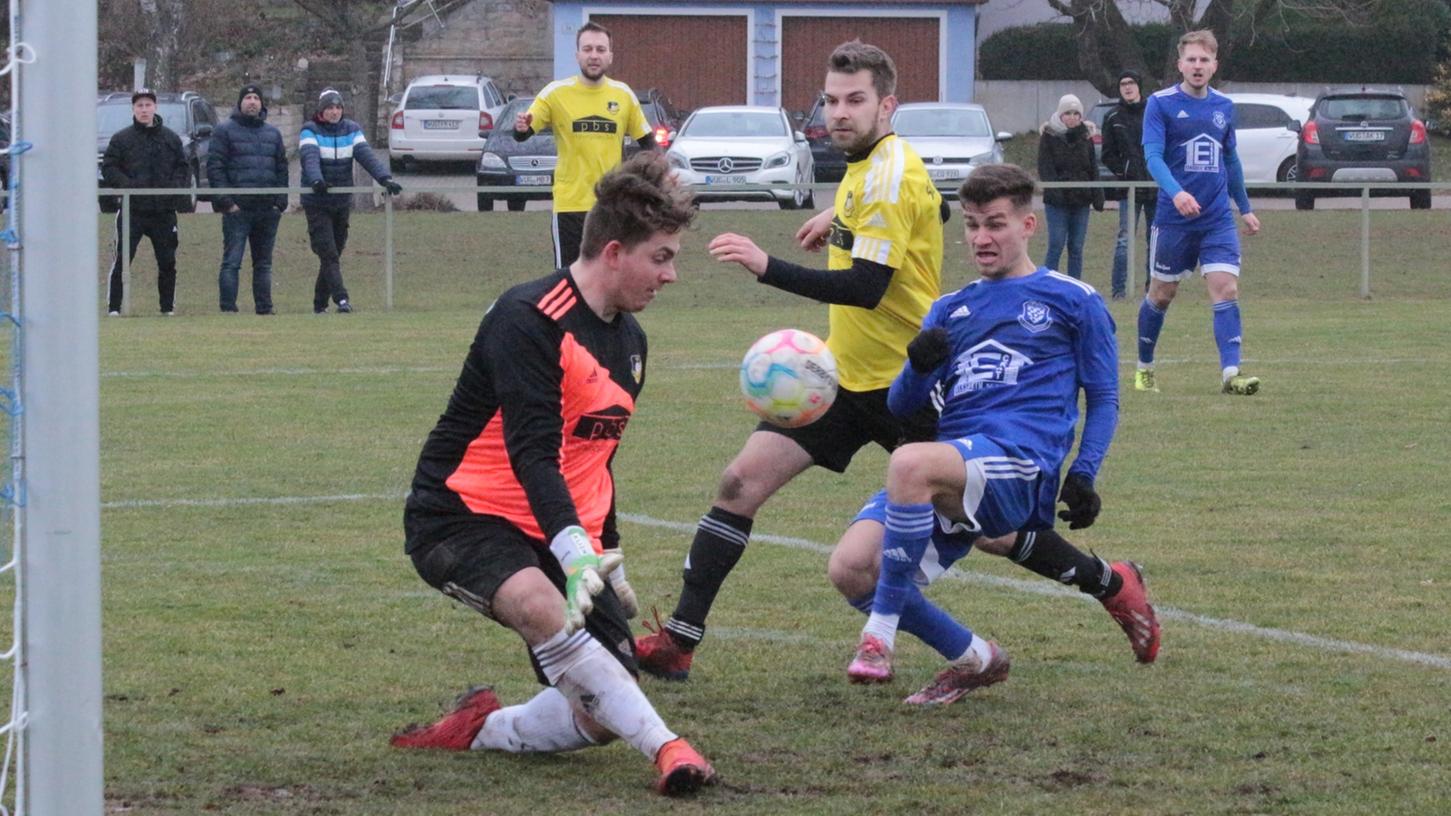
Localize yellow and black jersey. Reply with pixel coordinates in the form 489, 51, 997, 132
528, 77, 650, 212
826, 134, 943, 391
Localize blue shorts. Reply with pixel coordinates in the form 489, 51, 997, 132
1149, 218, 1241, 282
852, 435, 1057, 586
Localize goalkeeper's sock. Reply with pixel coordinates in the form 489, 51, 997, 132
865, 501, 936, 649
1211, 299, 1243, 371
666, 506, 753, 651
532, 627, 677, 761
1137, 297, 1167, 366
472, 687, 596, 753
851, 588, 973, 662
1008, 530, 1119, 598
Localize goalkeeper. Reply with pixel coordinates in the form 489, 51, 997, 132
390, 153, 714, 797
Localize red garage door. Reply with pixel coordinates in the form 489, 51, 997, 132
589, 14, 748, 111
781, 16, 940, 114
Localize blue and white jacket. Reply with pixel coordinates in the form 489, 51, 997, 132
298, 115, 392, 208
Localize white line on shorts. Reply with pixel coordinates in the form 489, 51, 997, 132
96, 491, 1451, 671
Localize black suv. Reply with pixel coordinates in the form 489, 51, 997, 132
1292, 87, 1431, 210
796, 94, 846, 183
96, 90, 219, 208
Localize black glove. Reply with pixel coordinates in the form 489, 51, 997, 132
382, 179, 403, 196
906, 326, 951, 373
310, 179, 328, 195
1057, 472, 1101, 530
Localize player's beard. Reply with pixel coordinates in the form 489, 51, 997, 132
581, 64, 606, 81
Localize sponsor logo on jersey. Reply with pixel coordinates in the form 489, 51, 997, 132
573, 115, 619, 134
828, 216, 854, 252
572, 405, 631, 440
1018, 300, 1053, 333
951, 339, 1033, 395
1176, 110, 1190, 119
949, 305, 971, 320
1183, 134, 1222, 174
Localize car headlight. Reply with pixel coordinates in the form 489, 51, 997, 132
969, 151, 996, 166
666, 151, 688, 170
479, 152, 506, 171
763, 151, 790, 169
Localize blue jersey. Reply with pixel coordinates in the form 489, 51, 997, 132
1143, 86, 1239, 229
888, 268, 1119, 480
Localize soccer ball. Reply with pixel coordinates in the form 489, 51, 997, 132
739, 329, 838, 428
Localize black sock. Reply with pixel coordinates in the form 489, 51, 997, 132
666, 506, 752, 651
1007, 529, 1122, 599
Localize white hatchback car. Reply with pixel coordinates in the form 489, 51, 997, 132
1226, 93, 1313, 183
666, 106, 815, 209
892, 102, 1012, 193
388, 75, 509, 171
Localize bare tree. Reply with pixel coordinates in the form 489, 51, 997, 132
138, 0, 186, 90
1044, 0, 1377, 96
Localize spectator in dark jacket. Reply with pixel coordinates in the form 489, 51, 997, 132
1038, 94, 1104, 281
101, 89, 190, 316
1101, 70, 1154, 298
299, 88, 401, 314
207, 83, 288, 314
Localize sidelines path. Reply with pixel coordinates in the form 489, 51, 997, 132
100, 491, 1451, 672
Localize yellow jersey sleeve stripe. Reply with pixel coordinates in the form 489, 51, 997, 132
535, 78, 574, 102
864, 140, 906, 205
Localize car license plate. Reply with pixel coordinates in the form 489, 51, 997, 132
423, 119, 460, 129
515, 174, 551, 186
1344, 131, 1385, 142
928, 168, 959, 180
704, 174, 748, 185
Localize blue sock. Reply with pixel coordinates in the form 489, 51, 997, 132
1137, 298, 1167, 365
850, 590, 974, 662
870, 502, 935, 620
1212, 299, 1243, 372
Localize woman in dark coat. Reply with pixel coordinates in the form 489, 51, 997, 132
1037, 94, 1104, 280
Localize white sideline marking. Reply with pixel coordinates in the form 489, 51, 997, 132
98, 354, 1447, 380
97, 492, 1451, 671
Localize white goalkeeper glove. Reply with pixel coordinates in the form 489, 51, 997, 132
549, 525, 623, 634
608, 559, 639, 619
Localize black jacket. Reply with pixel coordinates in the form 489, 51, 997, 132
1100, 99, 1153, 203
207, 106, 288, 212
101, 115, 190, 213
1038, 123, 1104, 210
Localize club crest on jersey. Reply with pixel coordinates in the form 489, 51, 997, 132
843, 190, 855, 217
1018, 300, 1053, 333
607, 100, 620, 113
1213, 110, 1227, 129
631, 354, 643, 383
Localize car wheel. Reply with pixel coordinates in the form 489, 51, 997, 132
803, 186, 815, 209
189, 162, 201, 210
506, 198, 526, 212
1277, 158, 1297, 184
1294, 191, 1315, 211
389, 154, 409, 174
1410, 189, 1432, 210
477, 194, 494, 212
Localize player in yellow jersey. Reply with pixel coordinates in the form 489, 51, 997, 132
514, 21, 656, 267
636, 41, 948, 680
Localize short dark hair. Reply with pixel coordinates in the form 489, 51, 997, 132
576, 21, 611, 48
827, 40, 897, 99
958, 164, 1036, 212
580, 152, 696, 260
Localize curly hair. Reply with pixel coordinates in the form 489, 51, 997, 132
580, 152, 697, 260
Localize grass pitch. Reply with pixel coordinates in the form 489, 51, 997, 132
9, 207, 1451, 814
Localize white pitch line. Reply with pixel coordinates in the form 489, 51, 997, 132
96, 492, 1451, 671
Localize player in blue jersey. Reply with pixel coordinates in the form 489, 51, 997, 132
1137, 29, 1262, 395
833, 164, 1160, 703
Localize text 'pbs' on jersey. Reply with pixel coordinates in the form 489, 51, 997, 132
408, 272, 647, 546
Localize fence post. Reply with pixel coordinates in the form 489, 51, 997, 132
120, 191, 130, 315
1125, 186, 1135, 294
384, 190, 395, 311
1360, 187, 1371, 300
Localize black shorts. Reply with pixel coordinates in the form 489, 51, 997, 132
403, 509, 637, 685
552, 210, 586, 268
756, 385, 938, 473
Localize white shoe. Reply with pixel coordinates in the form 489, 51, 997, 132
107, 311, 121, 317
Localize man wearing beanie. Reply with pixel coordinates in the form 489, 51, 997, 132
100, 89, 190, 316
299, 88, 401, 314
1101, 69, 1153, 299
207, 83, 288, 314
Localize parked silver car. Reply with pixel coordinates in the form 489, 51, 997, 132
892, 102, 1012, 193
666, 106, 815, 209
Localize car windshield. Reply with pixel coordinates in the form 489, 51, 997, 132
895, 108, 991, 138
406, 86, 480, 111
683, 111, 785, 138
1320, 97, 1406, 121
97, 102, 187, 136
